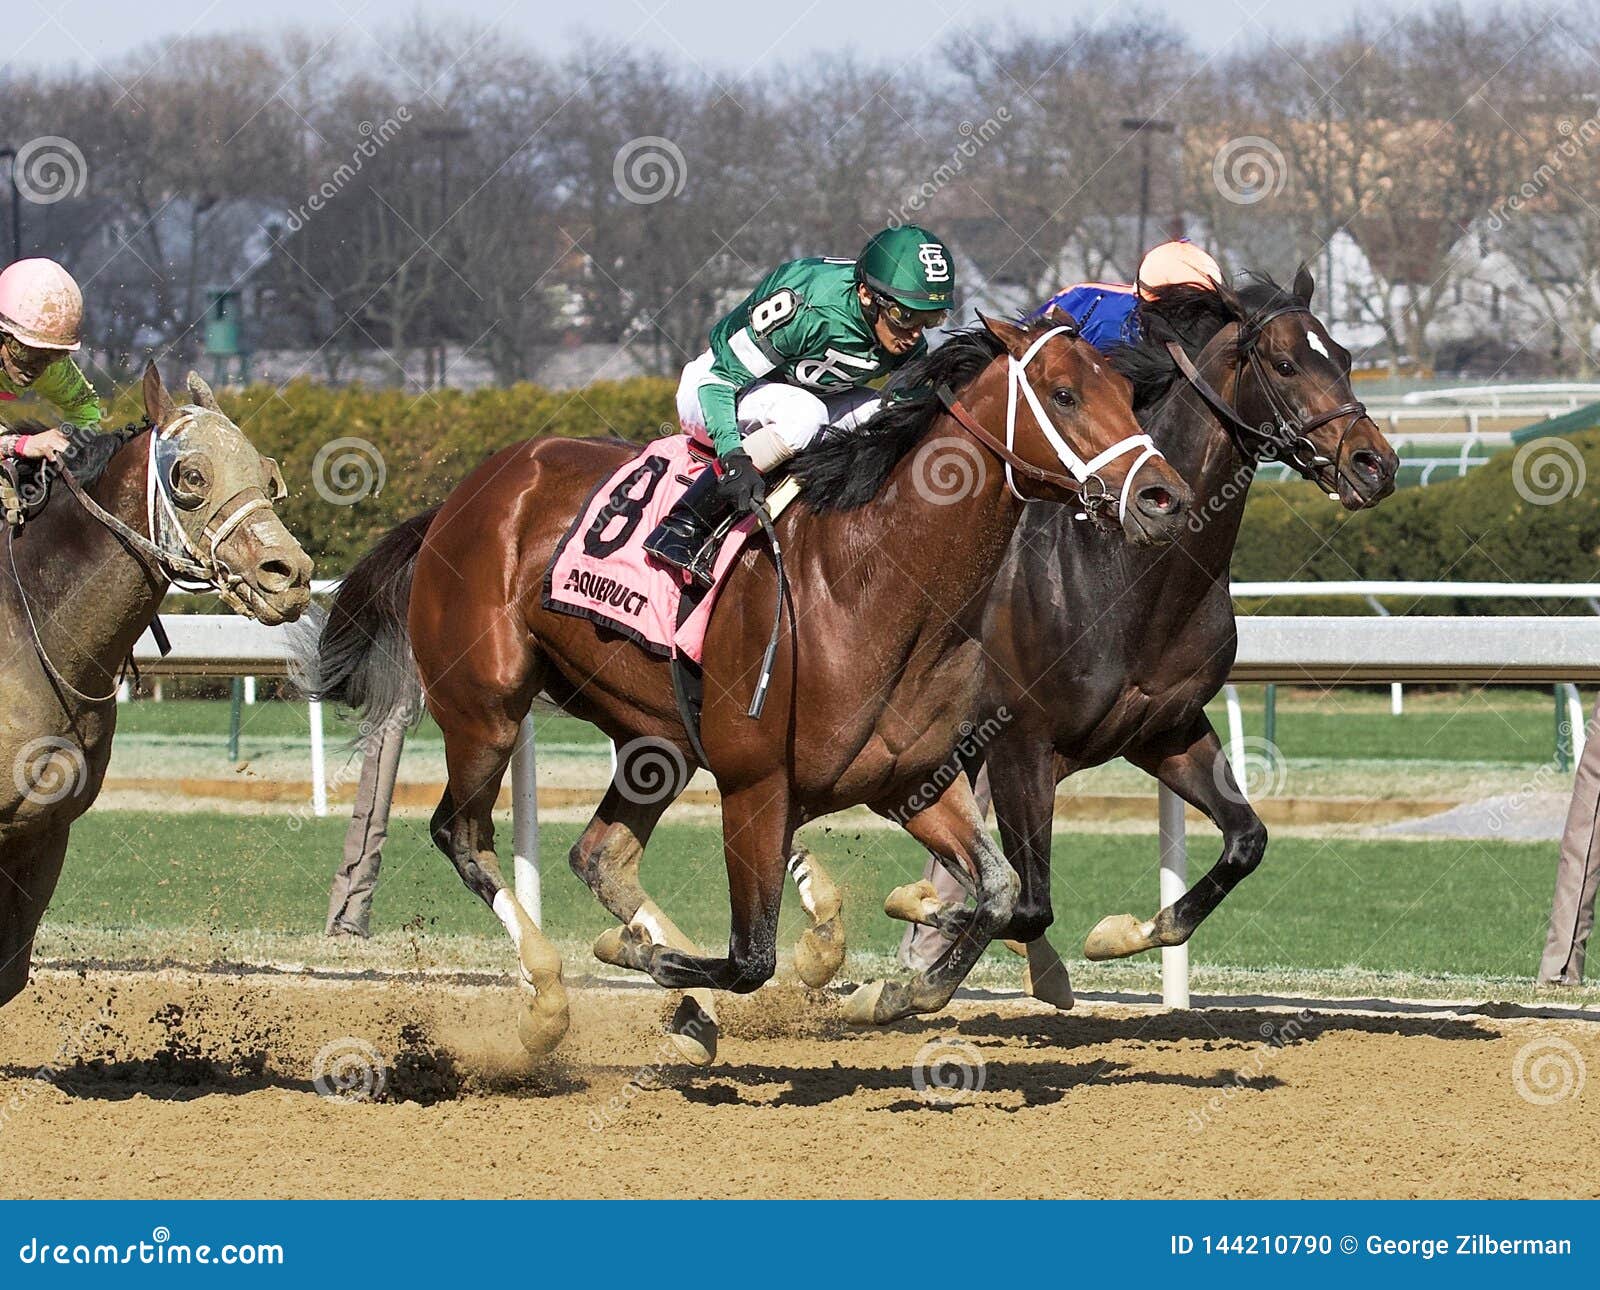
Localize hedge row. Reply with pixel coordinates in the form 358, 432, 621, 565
107, 379, 1600, 598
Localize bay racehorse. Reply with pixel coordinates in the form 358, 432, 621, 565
894, 268, 1399, 1000
0, 365, 313, 1006
305, 315, 1193, 1059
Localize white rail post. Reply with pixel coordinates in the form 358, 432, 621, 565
1223, 684, 1246, 781
308, 699, 327, 817
1564, 684, 1587, 766
1391, 682, 1404, 716
243, 676, 256, 704
511, 716, 541, 926
1158, 785, 1191, 1008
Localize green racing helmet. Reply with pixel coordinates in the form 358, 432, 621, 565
856, 225, 957, 314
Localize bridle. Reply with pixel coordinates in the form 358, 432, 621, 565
936, 324, 1165, 522
1165, 302, 1368, 485
9, 412, 285, 704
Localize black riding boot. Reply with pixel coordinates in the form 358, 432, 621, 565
642, 466, 736, 584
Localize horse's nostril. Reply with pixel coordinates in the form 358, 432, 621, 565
1352, 449, 1386, 480
1136, 484, 1178, 516
255, 556, 296, 593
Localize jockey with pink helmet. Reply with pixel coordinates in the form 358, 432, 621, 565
1027, 239, 1224, 353
0, 258, 104, 463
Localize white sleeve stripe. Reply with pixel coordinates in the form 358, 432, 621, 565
728, 327, 778, 378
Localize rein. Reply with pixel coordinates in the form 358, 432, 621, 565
1165, 303, 1367, 483
8, 418, 275, 707
934, 324, 1163, 520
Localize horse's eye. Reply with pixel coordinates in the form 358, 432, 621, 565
1274, 359, 1296, 377
1051, 388, 1078, 409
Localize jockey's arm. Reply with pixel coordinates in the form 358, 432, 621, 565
29, 355, 104, 430
699, 303, 822, 458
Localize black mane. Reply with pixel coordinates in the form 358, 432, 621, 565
1111, 274, 1297, 411
793, 326, 1014, 512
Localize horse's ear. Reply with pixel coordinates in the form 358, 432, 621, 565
1292, 263, 1315, 306
1042, 304, 1081, 331
978, 311, 1034, 358
142, 362, 178, 428
186, 371, 222, 413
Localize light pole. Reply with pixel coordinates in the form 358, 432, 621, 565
1119, 117, 1176, 272
0, 147, 21, 262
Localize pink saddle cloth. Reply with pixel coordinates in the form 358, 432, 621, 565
542, 435, 761, 664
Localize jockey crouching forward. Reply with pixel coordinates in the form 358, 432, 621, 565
0, 258, 103, 464
643, 224, 956, 581
1028, 239, 1223, 352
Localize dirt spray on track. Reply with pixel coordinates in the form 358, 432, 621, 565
1, 969, 1595, 1199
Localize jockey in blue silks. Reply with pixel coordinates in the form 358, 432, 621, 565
1028, 240, 1223, 353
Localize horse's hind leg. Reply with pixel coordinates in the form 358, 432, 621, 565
601, 777, 794, 995
845, 775, 1017, 1025
575, 742, 721, 1065
430, 713, 569, 1056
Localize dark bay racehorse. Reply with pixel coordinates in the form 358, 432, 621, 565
895, 269, 1399, 1000
0, 366, 313, 1006
305, 316, 1193, 1059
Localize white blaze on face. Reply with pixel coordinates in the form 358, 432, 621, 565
1306, 330, 1330, 360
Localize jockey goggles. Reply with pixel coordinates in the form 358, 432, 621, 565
870, 292, 949, 332
1, 333, 64, 386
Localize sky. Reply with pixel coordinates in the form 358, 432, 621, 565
5, 0, 1508, 74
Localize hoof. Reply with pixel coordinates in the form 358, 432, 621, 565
840, 978, 915, 1026
1022, 943, 1075, 1011
593, 926, 630, 968
516, 994, 570, 1056
1083, 913, 1154, 961
667, 993, 719, 1067
794, 916, 846, 989
883, 880, 942, 926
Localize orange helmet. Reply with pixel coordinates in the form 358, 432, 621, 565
1136, 241, 1222, 301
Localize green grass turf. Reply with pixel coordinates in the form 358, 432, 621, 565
114, 688, 1581, 768
47, 810, 1554, 983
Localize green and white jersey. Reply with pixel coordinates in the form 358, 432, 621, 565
697, 257, 924, 456
0, 354, 103, 429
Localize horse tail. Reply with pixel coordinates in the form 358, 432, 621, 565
290, 506, 439, 740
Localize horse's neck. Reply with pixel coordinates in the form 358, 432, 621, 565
1152, 344, 1258, 562
812, 419, 1020, 640
19, 434, 169, 700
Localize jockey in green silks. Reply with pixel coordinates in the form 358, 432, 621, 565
643, 224, 957, 581
0, 258, 104, 464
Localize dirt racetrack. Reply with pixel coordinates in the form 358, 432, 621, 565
2, 968, 1596, 1199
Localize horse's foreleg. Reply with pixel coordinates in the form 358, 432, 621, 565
787, 845, 845, 988
0, 823, 71, 1008
576, 758, 721, 1065
603, 778, 792, 995
431, 726, 569, 1056
1083, 716, 1267, 960
845, 776, 1017, 1025
989, 742, 1075, 1010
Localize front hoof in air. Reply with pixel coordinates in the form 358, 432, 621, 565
1083, 913, 1153, 961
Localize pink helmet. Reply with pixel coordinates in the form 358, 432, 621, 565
1136, 240, 1223, 301
0, 258, 84, 351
